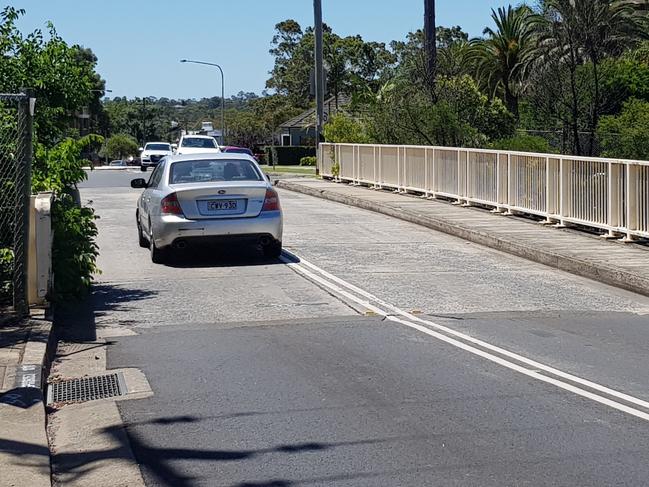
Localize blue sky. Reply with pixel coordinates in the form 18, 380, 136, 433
12, 0, 512, 99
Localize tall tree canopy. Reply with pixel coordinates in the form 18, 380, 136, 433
0, 6, 106, 146
265, 19, 395, 107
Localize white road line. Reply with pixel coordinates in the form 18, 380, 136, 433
285, 251, 649, 411
280, 252, 649, 422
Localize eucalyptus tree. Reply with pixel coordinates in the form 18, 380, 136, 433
529, 0, 648, 154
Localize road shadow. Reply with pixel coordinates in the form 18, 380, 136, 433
43, 413, 417, 487
0, 319, 51, 352
53, 284, 157, 342
163, 244, 290, 269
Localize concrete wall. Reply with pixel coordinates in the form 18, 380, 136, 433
28, 193, 53, 307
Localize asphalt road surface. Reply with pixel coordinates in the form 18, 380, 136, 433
80, 170, 649, 486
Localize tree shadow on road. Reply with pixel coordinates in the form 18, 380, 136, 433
53, 284, 157, 342
3, 411, 441, 487
49, 413, 414, 487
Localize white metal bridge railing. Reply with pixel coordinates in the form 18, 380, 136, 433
317, 143, 649, 241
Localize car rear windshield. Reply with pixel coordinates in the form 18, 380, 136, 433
180, 138, 217, 149
169, 159, 263, 184
145, 143, 170, 151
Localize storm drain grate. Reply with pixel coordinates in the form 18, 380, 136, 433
47, 373, 127, 404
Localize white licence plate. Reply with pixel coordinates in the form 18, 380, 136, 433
207, 200, 238, 211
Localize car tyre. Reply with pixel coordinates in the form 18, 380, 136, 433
150, 235, 167, 264
137, 219, 148, 248
140, 165, 147, 172
263, 240, 282, 258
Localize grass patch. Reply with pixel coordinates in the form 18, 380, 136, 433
263, 165, 316, 175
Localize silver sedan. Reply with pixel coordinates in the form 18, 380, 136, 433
130, 153, 283, 263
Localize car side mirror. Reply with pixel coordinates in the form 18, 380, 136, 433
131, 178, 147, 189
138, 147, 144, 152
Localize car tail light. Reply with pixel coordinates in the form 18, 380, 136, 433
161, 193, 183, 215
262, 188, 280, 211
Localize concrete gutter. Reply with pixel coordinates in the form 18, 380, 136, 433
277, 179, 649, 298
0, 311, 55, 487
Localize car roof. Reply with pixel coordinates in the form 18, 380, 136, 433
166, 152, 258, 163
145, 141, 170, 145
180, 134, 216, 140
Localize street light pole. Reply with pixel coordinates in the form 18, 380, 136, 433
314, 0, 325, 146
180, 59, 226, 145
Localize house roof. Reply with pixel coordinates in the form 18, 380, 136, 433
279, 94, 352, 130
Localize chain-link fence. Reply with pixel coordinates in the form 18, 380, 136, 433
0, 93, 34, 315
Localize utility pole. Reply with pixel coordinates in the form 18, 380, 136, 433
141, 97, 147, 146
424, 0, 437, 86
314, 0, 325, 146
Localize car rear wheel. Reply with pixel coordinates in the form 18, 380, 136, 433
137, 218, 148, 248
150, 234, 168, 264
263, 240, 282, 258
140, 165, 147, 172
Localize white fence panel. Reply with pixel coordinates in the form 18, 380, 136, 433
318, 143, 649, 240
358, 145, 375, 184
466, 151, 498, 205
403, 147, 426, 191
378, 146, 399, 188
510, 154, 548, 215
318, 143, 335, 176
433, 149, 459, 197
339, 145, 355, 180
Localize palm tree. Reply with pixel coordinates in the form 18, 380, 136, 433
530, 0, 648, 154
471, 5, 533, 120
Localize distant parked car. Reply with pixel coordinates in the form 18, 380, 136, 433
222, 146, 255, 159
175, 135, 221, 156
140, 142, 173, 172
130, 153, 282, 263
109, 160, 127, 167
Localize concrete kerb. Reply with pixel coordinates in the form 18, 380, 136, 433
0, 310, 56, 487
276, 180, 649, 299
81, 166, 131, 171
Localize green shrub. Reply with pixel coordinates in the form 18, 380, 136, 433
365, 75, 515, 147
0, 248, 13, 305
265, 146, 316, 166
100, 133, 139, 160
598, 98, 649, 160
264, 146, 274, 166
300, 156, 317, 166
489, 134, 554, 153
323, 113, 371, 143
51, 194, 100, 301
33, 135, 102, 301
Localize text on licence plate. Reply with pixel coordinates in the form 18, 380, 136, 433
207, 200, 238, 211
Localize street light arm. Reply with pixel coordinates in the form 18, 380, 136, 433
179, 59, 226, 145
180, 59, 223, 76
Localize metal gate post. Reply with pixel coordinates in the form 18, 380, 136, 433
13, 92, 34, 315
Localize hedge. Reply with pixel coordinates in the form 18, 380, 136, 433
264, 146, 316, 166
300, 156, 317, 166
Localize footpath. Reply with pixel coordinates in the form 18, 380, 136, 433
0, 312, 53, 487
277, 178, 649, 298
